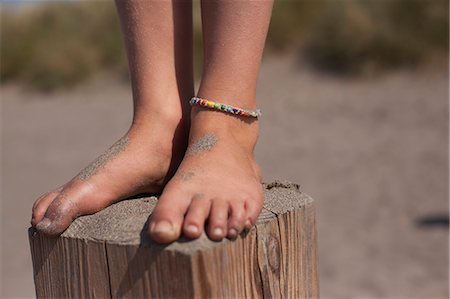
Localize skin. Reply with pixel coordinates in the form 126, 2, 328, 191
31, 0, 274, 243
78, 135, 129, 180
148, 0, 274, 243
31, 0, 193, 235
185, 133, 218, 156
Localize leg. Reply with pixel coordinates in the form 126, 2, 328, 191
31, 0, 194, 235
149, 0, 273, 243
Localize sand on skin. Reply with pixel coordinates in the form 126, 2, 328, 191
1, 55, 448, 298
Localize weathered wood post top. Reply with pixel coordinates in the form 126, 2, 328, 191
29, 181, 319, 298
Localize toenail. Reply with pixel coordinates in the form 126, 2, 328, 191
213, 227, 224, 237
228, 228, 238, 238
152, 221, 173, 233
36, 218, 52, 231
186, 224, 199, 235
245, 219, 252, 228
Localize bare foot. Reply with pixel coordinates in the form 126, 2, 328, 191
148, 108, 263, 243
31, 111, 188, 236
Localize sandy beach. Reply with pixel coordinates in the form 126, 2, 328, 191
1, 55, 448, 298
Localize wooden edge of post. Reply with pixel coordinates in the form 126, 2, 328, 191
29, 181, 319, 298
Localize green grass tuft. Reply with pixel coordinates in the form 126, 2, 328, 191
1, 0, 448, 91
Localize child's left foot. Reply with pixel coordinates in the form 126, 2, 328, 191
148, 108, 263, 243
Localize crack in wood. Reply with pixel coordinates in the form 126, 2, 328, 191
276, 215, 286, 298
104, 242, 113, 299
29, 183, 319, 298
263, 206, 279, 217
255, 225, 266, 299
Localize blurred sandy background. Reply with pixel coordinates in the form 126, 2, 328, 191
1, 1, 449, 298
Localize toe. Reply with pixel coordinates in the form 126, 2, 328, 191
35, 189, 79, 236
148, 185, 192, 244
35, 182, 108, 236
183, 194, 212, 239
207, 199, 229, 241
31, 190, 60, 227
227, 200, 246, 239
244, 195, 263, 230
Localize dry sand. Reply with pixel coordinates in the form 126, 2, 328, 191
1, 55, 448, 298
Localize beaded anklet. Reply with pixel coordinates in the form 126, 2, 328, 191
189, 97, 261, 118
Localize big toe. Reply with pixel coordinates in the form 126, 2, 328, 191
35, 182, 104, 236
35, 191, 78, 236
148, 185, 191, 244
31, 189, 61, 227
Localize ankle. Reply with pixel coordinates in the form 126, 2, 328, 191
131, 88, 193, 128
132, 102, 189, 130
190, 90, 259, 132
197, 82, 257, 110
189, 108, 259, 151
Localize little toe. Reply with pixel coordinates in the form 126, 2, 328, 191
227, 200, 246, 239
148, 187, 191, 244
31, 190, 60, 227
244, 218, 253, 231
207, 199, 229, 241
244, 195, 263, 230
183, 194, 212, 239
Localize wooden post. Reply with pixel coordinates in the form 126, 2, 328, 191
29, 181, 319, 298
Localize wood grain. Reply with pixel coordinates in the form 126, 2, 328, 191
29, 181, 319, 298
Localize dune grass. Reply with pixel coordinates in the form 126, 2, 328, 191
1, 0, 448, 91
300, 0, 449, 75
1, 2, 127, 91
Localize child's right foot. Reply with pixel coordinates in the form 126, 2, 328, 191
31, 108, 188, 236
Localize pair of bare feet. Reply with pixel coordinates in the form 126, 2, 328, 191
31, 100, 263, 243
30, 0, 273, 244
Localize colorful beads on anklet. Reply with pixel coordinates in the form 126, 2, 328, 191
189, 97, 261, 118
